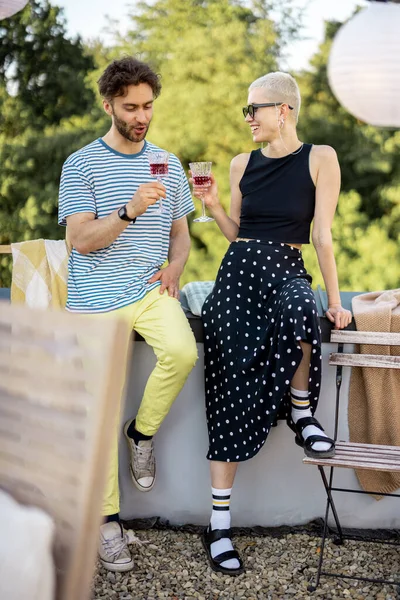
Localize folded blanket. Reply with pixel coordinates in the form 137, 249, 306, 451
348, 289, 400, 497
11, 239, 69, 309
180, 281, 214, 316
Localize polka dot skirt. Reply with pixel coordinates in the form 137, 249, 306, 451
202, 240, 322, 462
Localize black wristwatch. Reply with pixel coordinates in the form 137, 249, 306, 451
118, 205, 136, 223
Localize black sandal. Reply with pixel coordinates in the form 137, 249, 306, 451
202, 525, 245, 576
294, 416, 336, 459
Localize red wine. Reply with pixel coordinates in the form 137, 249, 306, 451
150, 163, 168, 176
193, 175, 211, 186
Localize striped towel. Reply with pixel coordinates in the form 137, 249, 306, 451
180, 281, 214, 316
11, 239, 69, 309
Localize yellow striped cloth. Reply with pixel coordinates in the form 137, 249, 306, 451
11, 239, 70, 309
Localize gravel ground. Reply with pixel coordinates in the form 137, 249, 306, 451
92, 528, 400, 600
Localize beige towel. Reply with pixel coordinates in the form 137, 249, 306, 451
11, 239, 69, 309
348, 289, 400, 497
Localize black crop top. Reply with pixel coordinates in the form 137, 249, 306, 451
238, 143, 315, 244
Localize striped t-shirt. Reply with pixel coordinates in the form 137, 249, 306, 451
58, 138, 194, 313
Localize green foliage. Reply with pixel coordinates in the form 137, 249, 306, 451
0, 1, 398, 293
115, 0, 289, 284
0, 0, 96, 134
303, 191, 399, 292
298, 19, 400, 290
0, 0, 105, 285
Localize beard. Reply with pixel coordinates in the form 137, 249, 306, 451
112, 111, 150, 143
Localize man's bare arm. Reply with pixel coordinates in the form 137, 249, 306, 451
67, 181, 167, 254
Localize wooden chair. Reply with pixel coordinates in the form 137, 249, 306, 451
0, 302, 130, 600
304, 329, 400, 592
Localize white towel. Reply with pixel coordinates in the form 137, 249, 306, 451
0, 489, 55, 600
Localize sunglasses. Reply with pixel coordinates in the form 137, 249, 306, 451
242, 102, 294, 119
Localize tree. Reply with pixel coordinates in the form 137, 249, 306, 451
0, 0, 96, 135
298, 19, 400, 290
1, 2, 398, 294
114, 0, 301, 283
0, 0, 102, 286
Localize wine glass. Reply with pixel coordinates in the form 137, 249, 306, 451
189, 161, 214, 223
148, 150, 169, 214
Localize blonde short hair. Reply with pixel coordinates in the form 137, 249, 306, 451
249, 72, 301, 123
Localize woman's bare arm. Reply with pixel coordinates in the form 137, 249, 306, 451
191, 153, 249, 242
311, 145, 352, 329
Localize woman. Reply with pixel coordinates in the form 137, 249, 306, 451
193, 72, 352, 575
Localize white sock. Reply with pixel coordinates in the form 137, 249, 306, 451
290, 387, 331, 452
210, 487, 240, 570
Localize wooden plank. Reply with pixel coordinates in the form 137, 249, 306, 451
0, 245, 11, 254
330, 330, 400, 346
303, 457, 400, 471
333, 450, 400, 462
336, 441, 400, 454
335, 443, 400, 458
303, 441, 400, 471
329, 353, 400, 369
324, 454, 400, 468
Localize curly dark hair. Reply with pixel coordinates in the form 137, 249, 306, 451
98, 56, 161, 101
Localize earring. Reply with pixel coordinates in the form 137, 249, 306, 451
279, 119, 285, 129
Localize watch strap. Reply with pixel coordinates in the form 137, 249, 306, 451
118, 205, 136, 223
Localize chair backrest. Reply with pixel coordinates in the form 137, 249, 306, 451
329, 330, 400, 369
0, 303, 130, 600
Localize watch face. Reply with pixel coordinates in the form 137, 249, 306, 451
118, 205, 135, 222
118, 206, 129, 221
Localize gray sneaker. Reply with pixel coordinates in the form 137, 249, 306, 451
124, 419, 156, 492
98, 522, 133, 572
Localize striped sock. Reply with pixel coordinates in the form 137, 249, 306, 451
290, 387, 331, 452
290, 387, 312, 422
210, 487, 239, 570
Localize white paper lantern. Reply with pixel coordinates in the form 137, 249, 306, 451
328, 1, 400, 128
0, 0, 29, 20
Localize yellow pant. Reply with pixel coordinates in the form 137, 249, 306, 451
99, 287, 198, 515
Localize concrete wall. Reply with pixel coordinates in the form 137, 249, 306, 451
119, 341, 400, 530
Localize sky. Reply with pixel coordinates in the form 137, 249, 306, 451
57, 0, 366, 72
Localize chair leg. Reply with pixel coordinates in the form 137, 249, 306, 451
308, 494, 330, 592
308, 466, 345, 592
318, 466, 344, 545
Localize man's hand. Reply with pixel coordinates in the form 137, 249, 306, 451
126, 181, 166, 219
148, 262, 183, 299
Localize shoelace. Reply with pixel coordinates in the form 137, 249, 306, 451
133, 443, 155, 476
126, 529, 152, 547
103, 531, 129, 560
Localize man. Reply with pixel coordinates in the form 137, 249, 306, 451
58, 57, 198, 572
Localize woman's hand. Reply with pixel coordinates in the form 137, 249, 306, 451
325, 304, 352, 330
189, 171, 221, 212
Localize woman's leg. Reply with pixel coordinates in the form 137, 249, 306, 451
210, 460, 238, 490
208, 460, 240, 570
291, 341, 311, 390
290, 341, 332, 452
